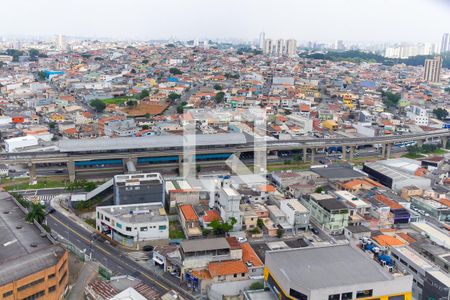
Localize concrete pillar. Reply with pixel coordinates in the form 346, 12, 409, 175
28, 162, 36, 185
303, 148, 307, 162
381, 144, 386, 158
67, 160, 76, 183
310, 148, 315, 164
341, 145, 347, 161
124, 157, 137, 173
442, 137, 448, 149
349, 146, 354, 161
417, 139, 424, 148
386, 143, 392, 159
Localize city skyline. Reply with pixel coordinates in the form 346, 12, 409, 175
1, 0, 449, 43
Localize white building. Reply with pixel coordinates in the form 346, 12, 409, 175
4, 135, 39, 153
216, 181, 242, 230
286, 39, 297, 57
96, 203, 169, 247
407, 105, 429, 126
279, 199, 310, 232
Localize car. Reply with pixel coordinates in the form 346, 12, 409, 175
47, 208, 56, 214
237, 237, 247, 243
142, 245, 154, 252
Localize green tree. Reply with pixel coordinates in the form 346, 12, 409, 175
382, 91, 401, 108
90, 99, 106, 112
213, 84, 222, 90
276, 228, 284, 238
37, 71, 46, 81
126, 100, 138, 107
139, 89, 149, 99
168, 93, 181, 101
49, 122, 56, 130
210, 217, 237, 236
169, 67, 182, 75
249, 282, 264, 290
26, 203, 46, 224
433, 108, 448, 120
215, 91, 225, 103
84, 181, 97, 192
142, 125, 149, 130
314, 186, 324, 193
257, 218, 264, 229
142, 59, 149, 64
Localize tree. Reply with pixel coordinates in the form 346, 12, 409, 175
276, 228, 284, 238
213, 84, 222, 90
210, 217, 237, 236
84, 181, 97, 192
215, 91, 225, 103
90, 99, 106, 112
49, 122, 56, 130
26, 203, 46, 224
382, 91, 401, 108
202, 228, 210, 236
249, 282, 264, 290
314, 186, 324, 193
126, 100, 138, 107
169, 67, 182, 75
168, 93, 181, 101
37, 71, 46, 81
142, 59, 149, 64
139, 89, 149, 99
433, 108, 448, 120
142, 125, 149, 130
257, 218, 264, 229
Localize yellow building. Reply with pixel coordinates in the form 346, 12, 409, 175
322, 120, 338, 131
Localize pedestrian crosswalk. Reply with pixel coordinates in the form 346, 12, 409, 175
25, 194, 55, 204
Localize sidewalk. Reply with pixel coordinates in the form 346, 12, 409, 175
50, 195, 95, 234
67, 261, 99, 300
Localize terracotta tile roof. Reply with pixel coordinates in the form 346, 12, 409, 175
241, 242, 263, 267
208, 260, 248, 277
439, 198, 450, 208
373, 235, 405, 247
203, 210, 221, 223
374, 194, 403, 210
396, 232, 416, 244
179, 204, 198, 222
258, 184, 276, 193
191, 269, 211, 280
226, 237, 241, 250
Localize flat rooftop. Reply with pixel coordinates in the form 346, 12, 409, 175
0, 192, 52, 262
58, 132, 247, 152
266, 244, 394, 290
97, 203, 167, 224
181, 237, 230, 253
312, 166, 366, 180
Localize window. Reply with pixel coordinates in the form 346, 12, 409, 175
409, 266, 418, 274
356, 290, 373, 298
49, 285, 56, 293
234, 274, 237, 278
392, 253, 399, 259
22, 290, 45, 300
58, 261, 66, 273
3, 291, 13, 298
140, 227, 148, 231
116, 223, 122, 229
342, 292, 353, 300
290, 288, 308, 300
59, 271, 67, 286
126, 226, 132, 232
328, 294, 340, 300
48, 273, 56, 279
399, 259, 408, 266
105, 216, 110, 222
17, 278, 45, 291
241, 273, 245, 277
159, 225, 167, 230
388, 296, 405, 300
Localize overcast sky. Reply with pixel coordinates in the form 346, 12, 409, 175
1, 0, 449, 42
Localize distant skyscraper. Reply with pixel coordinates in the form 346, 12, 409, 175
203, 40, 209, 49
193, 38, 199, 47
275, 39, 285, 56
441, 33, 450, 54
57, 34, 64, 50
259, 32, 265, 49
423, 56, 442, 83
286, 39, 297, 57
263, 39, 273, 55
334, 40, 344, 51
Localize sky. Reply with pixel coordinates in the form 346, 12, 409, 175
1, 0, 449, 42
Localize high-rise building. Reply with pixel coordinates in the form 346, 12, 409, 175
334, 40, 344, 50
258, 32, 265, 49
441, 33, 450, 54
286, 39, 297, 57
423, 56, 442, 83
263, 38, 273, 55
275, 39, 285, 56
57, 34, 64, 50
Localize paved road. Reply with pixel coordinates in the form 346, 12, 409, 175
46, 210, 196, 299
